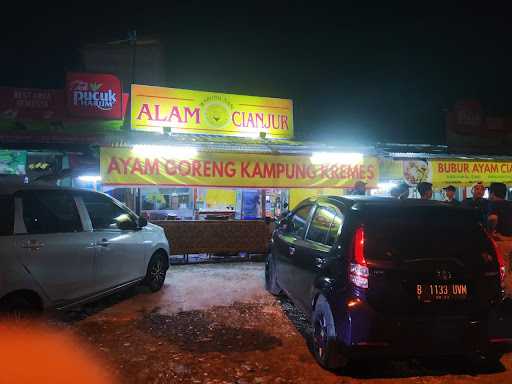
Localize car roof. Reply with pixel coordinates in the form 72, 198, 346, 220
311, 195, 473, 211
0, 184, 100, 196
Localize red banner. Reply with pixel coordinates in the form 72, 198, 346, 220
0, 87, 65, 121
452, 100, 483, 134
66, 73, 123, 119
446, 100, 512, 152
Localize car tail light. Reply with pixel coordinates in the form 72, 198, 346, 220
486, 232, 505, 288
350, 226, 369, 289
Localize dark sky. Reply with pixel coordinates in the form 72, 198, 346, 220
2, 2, 511, 145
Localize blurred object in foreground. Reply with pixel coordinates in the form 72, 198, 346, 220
0, 322, 116, 384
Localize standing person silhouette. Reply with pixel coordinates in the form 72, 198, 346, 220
417, 182, 433, 200
487, 182, 512, 298
462, 182, 489, 223
351, 181, 366, 196
443, 185, 460, 205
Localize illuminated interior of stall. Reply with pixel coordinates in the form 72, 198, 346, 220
202, 188, 236, 210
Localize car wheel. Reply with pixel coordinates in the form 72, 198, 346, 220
483, 352, 504, 365
468, 352, 504, 370
312, 295, 348, 371
0, 294, 41, 320
143, 252, 168, 292
265, 253, 282, 296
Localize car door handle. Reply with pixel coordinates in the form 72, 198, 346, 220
96, 239, 110, 247
21, 240, 45, 250
289, 246, 295, 256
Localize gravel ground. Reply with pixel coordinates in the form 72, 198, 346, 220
38, 262, 512, 383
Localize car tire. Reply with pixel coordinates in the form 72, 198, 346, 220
265, 253, 282, 296
469, 352, 504, 370
312, 295, 348, 371
0, 294, 41, 320
483, 352, 504, 364
143, 252, 168, 292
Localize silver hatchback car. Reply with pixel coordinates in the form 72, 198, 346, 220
0, 185, 170, 314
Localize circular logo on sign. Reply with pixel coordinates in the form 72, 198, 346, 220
203, 101, 231, 129
402, 159, 430, 186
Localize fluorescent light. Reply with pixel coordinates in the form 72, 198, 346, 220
310, 152, 363, 165
132, 145, 198, 159
78, 175, 102, 182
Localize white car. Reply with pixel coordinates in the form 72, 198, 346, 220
0, 185, 170, 314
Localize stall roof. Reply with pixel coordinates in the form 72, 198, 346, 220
123, 133, 512, 160
3, 128, 512, 161
375, 142, 512, 160
124, 131, 376, 155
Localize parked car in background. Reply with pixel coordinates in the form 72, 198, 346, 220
0, 186, 170, 315
266, 196, 506, 370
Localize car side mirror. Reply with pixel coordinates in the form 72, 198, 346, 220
138, 217, 148, 228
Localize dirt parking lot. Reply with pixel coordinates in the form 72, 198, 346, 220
23, 262, 512, 383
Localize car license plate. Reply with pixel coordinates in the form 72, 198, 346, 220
416, 283, 468, 303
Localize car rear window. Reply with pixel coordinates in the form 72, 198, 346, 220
0, 195, 14, 236
364, 206, 486, 260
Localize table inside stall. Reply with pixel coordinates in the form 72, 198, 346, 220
153, 219, 272, 262
198, 210, 236, 220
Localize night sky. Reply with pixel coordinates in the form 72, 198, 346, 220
2, 2, 511, 145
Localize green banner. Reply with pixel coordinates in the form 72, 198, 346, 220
0, 150, 27, 175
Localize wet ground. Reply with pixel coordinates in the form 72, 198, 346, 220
42, 262, 512, 383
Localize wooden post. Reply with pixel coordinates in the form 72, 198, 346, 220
193, 187, 198, 220
260, 189, 266, 219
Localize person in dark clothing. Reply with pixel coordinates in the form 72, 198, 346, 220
397, 182, 410, 200
391, 184, 409, 199
351, 180, 366, 196
417, 182, 433, 200
487, 182, 512, 298
462, 182, 489, 223
488, 182, 512, 236
443, 185, 460, 205
390, 186, 401, 198
279, 202, 289, 219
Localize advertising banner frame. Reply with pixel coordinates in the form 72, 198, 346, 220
432, 159, 512, 187
131, 85, 294, 139
100, 147, 378, 189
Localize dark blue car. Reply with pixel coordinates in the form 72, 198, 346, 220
266, 196, 506, 370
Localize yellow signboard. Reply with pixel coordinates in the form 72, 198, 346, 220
131, 85, 293, 139
432, 160, 512, 186
101, 147, 378, 189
